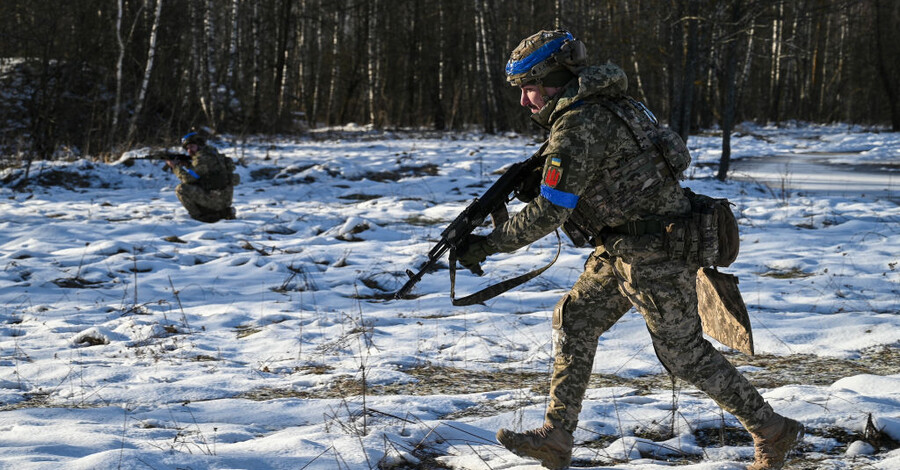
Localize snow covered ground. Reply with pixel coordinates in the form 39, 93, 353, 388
0, 123, 898, 469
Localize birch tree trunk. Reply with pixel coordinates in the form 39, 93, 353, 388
202, 0, 217, 128
622, 0, 648, 104
833, 10, 847, 121
554, 0, 562, 28
224, 0, 239, 121
736, 18, 755, 109
667, 2, 684, 131
196, 1, 211, 126
433, 0, 446, 130
474, 0, 497, 133
111, 0, 125, 143
127, 0, 163, 144
326, 5, 341, 126
250, 1, 261, 126
366, 0, 379, 126
274, 0, 293, 122
768, 1, 784, 123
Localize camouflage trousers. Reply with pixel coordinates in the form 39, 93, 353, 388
175, 183, 234, 223
546, 245, 774, 434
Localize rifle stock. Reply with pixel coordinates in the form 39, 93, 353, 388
393, 146, 545, 300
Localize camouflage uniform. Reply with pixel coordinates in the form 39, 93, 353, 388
484, 63, 776, 435
173, 145, 237, 223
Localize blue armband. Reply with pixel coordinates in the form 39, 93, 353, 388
540, 185, 579, 208
182, 167, 200, 180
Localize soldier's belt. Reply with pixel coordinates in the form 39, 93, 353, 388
603, 219, 667, 236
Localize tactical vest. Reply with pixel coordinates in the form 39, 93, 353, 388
562, 95, 691, 245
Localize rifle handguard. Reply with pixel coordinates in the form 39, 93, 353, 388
391, 141, 549, 301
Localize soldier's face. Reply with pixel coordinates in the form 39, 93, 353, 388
185, 143, 199, 155
519, 85, 560, 113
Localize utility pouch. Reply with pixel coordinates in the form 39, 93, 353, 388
562, 220, 589, 247
696, 267, 753, 354
224, 156, 240, 186
665, 188, 740, 267
653, 126, 691, 178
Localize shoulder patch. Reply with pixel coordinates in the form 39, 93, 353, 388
544, 167, 562, 187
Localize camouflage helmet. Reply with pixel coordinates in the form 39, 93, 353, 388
180, 131, 205, 149
505, 30, 587, 87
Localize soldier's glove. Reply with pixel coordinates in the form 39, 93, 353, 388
514, 164, 543, 202
455, 234, 494, 276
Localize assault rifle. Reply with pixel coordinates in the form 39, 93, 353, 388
143, 151, 191, 164
393, 145, 546, 301
113, 149, 190, 167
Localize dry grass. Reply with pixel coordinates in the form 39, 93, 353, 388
240, 344, 899, 402
727, 344, 900, 388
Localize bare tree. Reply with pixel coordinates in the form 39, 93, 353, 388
366, 0, 379, 126
718, 0, 744, 181
873, 0, 900, 130
2, 0, 898, 157
326, 3, 342, 127
433, 0, 447, 130
110, 0, 126, 144
127, 0, 163, 144
223, 0, 240, 124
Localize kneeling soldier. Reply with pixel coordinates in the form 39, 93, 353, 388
167, 131, 239, 223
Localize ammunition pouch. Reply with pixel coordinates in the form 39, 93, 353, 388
663, 188, 740, 267
597, 189, 739, 267
562, 220, 590, 247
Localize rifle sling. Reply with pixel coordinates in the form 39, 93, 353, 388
448, 230, 561, 306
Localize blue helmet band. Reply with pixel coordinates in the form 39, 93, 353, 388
181, 131, 205, 148
181, 132, 198, 143
505, 32, 574, 77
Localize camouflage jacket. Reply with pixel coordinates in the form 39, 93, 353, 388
173, 146, 235, 191
486, 63, 690, 253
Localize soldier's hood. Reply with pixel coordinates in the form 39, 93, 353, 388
533, 63, 628, 127
573, 63, 628, 98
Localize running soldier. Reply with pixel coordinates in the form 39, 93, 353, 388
168, 131, 238, 223
456, 30, 804, 470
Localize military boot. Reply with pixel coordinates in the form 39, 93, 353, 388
496, 423, 573, 469
747, 414, 804, 470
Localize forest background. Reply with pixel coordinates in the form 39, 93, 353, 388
1, 0, 899, 164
